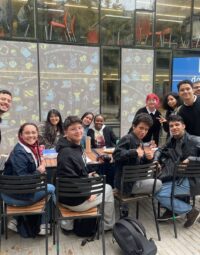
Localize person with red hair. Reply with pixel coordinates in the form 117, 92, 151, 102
134, 93, 162, 145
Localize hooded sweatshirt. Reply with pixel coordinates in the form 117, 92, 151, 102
56, 137, 89, 206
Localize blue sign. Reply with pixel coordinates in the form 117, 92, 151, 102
172, 57, 200, 92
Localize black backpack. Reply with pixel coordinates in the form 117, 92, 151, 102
113, 217, 157, 255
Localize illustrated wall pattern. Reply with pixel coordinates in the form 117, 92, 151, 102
39, 44, 100, 120
121, 48, 154, 136
0, 41, 39, 153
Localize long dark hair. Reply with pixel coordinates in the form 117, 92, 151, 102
162, 92, 182, 111
44, 109, 63, 143
81, 112, 94, 127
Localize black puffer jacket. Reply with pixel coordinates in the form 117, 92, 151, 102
154, 132, 200, 196
56, 137, 89, 206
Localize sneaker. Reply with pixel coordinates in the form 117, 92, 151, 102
8, 219, 18, 232
184, 208, 200, 228
157, 209, 180, 221
38, 223, 50, 235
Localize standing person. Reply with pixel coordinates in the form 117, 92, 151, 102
80, 111, 94, 148
158, 92, 182, 139
177, 80, 200, 136
154, 115, 200, 227
0, 90, 12, 144
56, 116, 115, 231
87, 114, 117, 148
135, 93, 161, 146
113, 113, 162, 196
2, 123, 55, 235
39, 109, 63, 149
193, 81, 200, 96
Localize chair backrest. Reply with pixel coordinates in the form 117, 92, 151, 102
0, 174, 47, 195
56, 175, 106, 199
175, 161, 200, 178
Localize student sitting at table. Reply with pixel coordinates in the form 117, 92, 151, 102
1, 122, 55, 235
80, 111, 94, 148
113, 113, 162, 197
39, 109, 64, 149
56, 116, 115, 231
87, 114, 117, 148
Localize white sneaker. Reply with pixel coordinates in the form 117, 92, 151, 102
38, 223, 50, 235
61, 220, 74, 231
8, 219, 18, 232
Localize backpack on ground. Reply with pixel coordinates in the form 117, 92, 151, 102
113, 217, 157, 255
17, 215, 41, 238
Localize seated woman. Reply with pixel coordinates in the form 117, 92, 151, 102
39, 109, 63, 149
87, 114, 117, 148
2, 123, 55, 235
56, 116, 115, 231
80, 111, 94, 148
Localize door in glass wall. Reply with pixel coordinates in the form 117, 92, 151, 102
136, 0, 155, 10
11, 0, 36, 38
192, 0, 200, 48
101, 47, 120, 124
101, 0, 135, 46
156, 0, 192, 49
154, 50, 171, 101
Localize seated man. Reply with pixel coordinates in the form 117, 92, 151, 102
56, 115, 115, 231
113, 113, 162, 197
154, 115, 200, 228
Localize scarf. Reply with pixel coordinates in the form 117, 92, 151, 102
19, 136, 41, 164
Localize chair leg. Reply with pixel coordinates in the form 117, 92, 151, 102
45, 210, 48, 255
136, 201, 139, 219
157, 202, 161, 218
50, 25, 52, 40
101, 217, 106, 255
171, 200, 177, 238
56, 219, 60, 255
152, 198, 161, 241
5, 215, 8, 240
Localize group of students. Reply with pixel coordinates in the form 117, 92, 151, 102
1, 78, 200, 238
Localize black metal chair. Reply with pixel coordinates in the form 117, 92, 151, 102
170, 161, 200, 238
54, 175, 106, 255
0, 174, 49, 255
114, 162, 161, 240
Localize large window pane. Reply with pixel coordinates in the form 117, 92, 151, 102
135, 11, 153, 46
45, 0, 99, 44
101, 0, 135, 46
136, 0, 155, 10
0, 0, 10, 38
101, 48, 120, 123
192, 16, 200, 48
156, 0, 192, 48
11, 0, 36, 39
194, 0, 200, 15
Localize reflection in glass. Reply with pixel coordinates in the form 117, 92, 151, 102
101, 0, 135, 46
154, 50, 171, 100
135, 12, 153, 46
136, 0, 155, 10
192, 16, 200, 48
156, 0, 192, 49
101, 48, 120, 123
0, 0, 10, 38
194, 0, 200, 15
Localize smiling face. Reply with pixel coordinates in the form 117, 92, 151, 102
94, 115, 104, 131
82, 114, 93, 127
167, 95, 177, 109
169, 121, 185, 139
178, 83, 194, 102
133, 122, 150, 140
65, 123, 83, 144
0, 93, 12, 115
146, 98, 157, 111
49, 113, 60, 126
20, 124, 38, 145
193, 82, 200, 96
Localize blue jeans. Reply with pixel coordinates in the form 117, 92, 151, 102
1, 184, 55, 224
155, 178, 192, 215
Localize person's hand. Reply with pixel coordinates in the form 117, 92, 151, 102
157, 115, 167, 124
153, 161, 161, 171
136, 145, 144, 158
88, 194, 97, 202
182, 158, 189, 164
145, 149, 154, 160
149, 140, 157, 148
37, 164, 46, 174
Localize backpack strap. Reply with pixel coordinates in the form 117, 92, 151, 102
124, 217, 147, 237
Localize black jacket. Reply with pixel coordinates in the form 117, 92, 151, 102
113, 132, 152, 195
87, 126, 117, 148
154, 132, 200, 196
135, 107, 161, 145
56, 137, 89, 206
